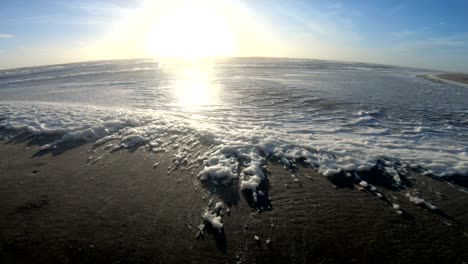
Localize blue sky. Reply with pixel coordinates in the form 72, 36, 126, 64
0, 0, 467, 72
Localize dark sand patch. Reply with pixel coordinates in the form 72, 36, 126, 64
1, 140, 468, 263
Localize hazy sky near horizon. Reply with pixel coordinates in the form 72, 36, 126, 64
0, 0, 467, 72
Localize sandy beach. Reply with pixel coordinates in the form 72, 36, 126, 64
419, 73, 468, 87
438, 74, 468, 85
1, 133, 468, 263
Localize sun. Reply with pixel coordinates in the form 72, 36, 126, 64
145, 1, 235, 59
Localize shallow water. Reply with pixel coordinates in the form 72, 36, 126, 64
0, 58, 467, 187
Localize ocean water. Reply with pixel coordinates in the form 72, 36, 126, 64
0, 58, 467, 193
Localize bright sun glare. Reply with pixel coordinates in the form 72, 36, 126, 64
172, 66, 219, 109
140, 1, 232, 108
145, 1, 234, 59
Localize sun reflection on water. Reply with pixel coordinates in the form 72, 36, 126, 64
170, 62, 219, 111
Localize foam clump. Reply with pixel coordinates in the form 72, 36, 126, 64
198, 156, 238, 185
214, 202, 224, 212
197, 146, 268, 199
121, 134, 147, 148
405, 193, 438, 210
202, 211, 223, 230
424, 202, 438, 210
405, 193, 425, 205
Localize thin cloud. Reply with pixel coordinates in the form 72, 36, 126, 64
325, 2, 343, 10
388, 4, 406, 16
304, 21, 329, 36
392, 30, 416, 38
0, 33, 13, 39
350, 9, 363, 17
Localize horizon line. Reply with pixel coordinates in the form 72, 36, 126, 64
0, 55, 461, 74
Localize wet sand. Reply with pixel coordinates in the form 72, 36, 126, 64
438, 74, 468, 85
419, 73, 468, 87
1, 136, 468, 263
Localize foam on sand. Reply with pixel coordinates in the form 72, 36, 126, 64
0, 100, 467, 193
1, 59, 467, 223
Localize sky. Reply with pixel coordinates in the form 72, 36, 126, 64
0, 0, 467, 72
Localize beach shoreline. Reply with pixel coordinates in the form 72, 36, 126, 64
438, 74, 468, 85
419, 73, 468, 88
1, 135, 468, 263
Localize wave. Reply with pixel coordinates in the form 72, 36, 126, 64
0, 67, 157, 85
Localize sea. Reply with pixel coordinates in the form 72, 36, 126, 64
0, 57, 467, 191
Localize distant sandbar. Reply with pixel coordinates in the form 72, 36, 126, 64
419, 73, 468, 87
438, 74, 468, 84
